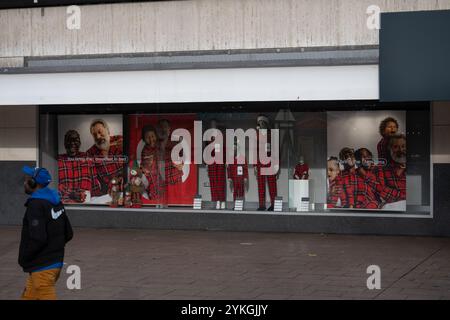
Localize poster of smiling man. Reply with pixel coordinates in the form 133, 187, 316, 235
326, 111, 406, 211
57, 115, 125, 205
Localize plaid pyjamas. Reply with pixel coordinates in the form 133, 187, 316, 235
227, 157, 248, 200
256, 163, 277, 207
85, 135, 124, 194
377, 137, 389, 163
256, 131, 278, 207
354, 171, 380, 209
339, 170, 356, 208
58, 154, 101, 202
208, 163, 226, 202
294, 163, 309, 179
375, 161, 406, 203
327, 175, 347, 208
141, 144, 163, 200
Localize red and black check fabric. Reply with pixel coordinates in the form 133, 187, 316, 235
294, 163, 309, 179
327, 175, 347, 208
208, 163, 226, 202
85, 135, 125, 193
141, 145, 164, 200
377, 137, 389, 162
227, 156, 248, 200
339, 170, 356, 208
57, 154, 102, 202
354, 171, 380, 209
376, 161, 406, 203
161, 141, 183, 185
255, 130, 278, 207
256, 173, 277, 207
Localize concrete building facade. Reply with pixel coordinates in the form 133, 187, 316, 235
1, 0, 449, 235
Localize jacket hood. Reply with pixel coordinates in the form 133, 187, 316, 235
30, 187, 61, 206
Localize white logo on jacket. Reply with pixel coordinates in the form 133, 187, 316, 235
51, 208, 64, 220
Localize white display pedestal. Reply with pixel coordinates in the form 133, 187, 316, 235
288, 179, 309, 210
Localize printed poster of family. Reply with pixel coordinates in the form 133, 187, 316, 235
326, 111, 407, 211
128, 114, 198, 206
57, 115, 125, 205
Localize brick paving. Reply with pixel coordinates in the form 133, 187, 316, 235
0, 226, 449, 300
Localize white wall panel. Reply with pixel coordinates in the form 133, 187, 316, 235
0, 65, 379, 105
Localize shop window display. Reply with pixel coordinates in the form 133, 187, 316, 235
326, 111, 407, 211
39, 102, 431, 216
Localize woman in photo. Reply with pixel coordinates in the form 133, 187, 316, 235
140, 125, 162, 200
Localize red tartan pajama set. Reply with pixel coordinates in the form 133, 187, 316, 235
354, 170, 380, 209
58, 153, 101, 202
294, 163, 309, 179
339, 170, 356, 208
227, 155, 248, 200
85, 135, 124, 194
256, 132, 277, 208
208, 149, 226, 202
377, 137, 389, 163
329, 170, 379, 209
156, 142, 183, 204
141, 144, 163, 200
375, 161, 406, 203
327, 175, 347, 208
162, 142, 183, 185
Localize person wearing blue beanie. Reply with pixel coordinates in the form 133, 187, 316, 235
19, 166, 73, 300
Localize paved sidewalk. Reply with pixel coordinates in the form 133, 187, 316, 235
1, 226, 449, 300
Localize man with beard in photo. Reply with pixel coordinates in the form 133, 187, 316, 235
376, 134, 407, 203
58, 130, 101, 203
86, 119, 124, 194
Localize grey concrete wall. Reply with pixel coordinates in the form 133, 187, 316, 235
0, 106, 36, 161
1, 0, 450, 67
0, 161, 35, 225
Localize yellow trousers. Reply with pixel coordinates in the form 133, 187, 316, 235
21, 268, 61, 300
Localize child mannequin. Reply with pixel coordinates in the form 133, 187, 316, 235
293, 156, 309, 180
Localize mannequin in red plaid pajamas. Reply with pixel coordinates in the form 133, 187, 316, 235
208, 147, 226, 209
86, 119, 124, 195
376, 134, 407, 204
293, 156, 309, 180
206, 120, 226, 209
58, 130, 101, 203
255, 115, 278, 211
227, 151, 248, 202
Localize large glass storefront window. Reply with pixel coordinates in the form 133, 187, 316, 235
39, 102, 431, 215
